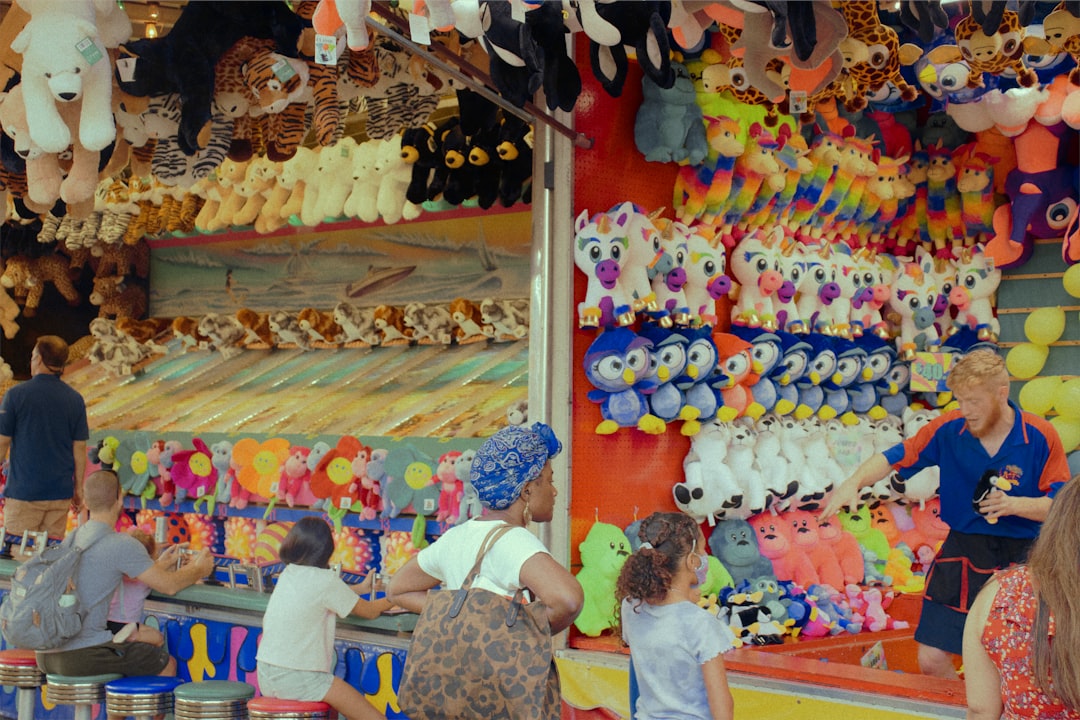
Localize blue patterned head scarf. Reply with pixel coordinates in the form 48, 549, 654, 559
469, 422, 563, 510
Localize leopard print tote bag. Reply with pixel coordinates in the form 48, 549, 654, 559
397, 524, 560, 720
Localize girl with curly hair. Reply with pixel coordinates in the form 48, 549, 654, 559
617, 512, 735, 720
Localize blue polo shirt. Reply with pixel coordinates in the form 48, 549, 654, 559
0, 374, 89, 501
884, 401, 1070, 539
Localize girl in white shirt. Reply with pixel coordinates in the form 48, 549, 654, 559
256, 517, 392, 720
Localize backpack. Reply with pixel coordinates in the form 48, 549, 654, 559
0, 526, 106, 650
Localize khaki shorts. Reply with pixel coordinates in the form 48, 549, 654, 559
3, 498, 71, 538
257, 661, 334, 702
36, 641, 171, 677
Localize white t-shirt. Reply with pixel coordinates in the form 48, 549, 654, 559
257, 564, 358, 672
416, 519, 549, 597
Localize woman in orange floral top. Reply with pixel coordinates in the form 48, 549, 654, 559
962, 476, 1080, 720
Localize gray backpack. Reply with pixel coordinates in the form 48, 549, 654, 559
0, 526, 105, 650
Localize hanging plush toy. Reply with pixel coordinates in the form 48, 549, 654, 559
573, 206, 637, 329
634, 61, 708, 165
588, 1, 674, 98
116, 1, 306, 155
925, 7, 1038, 89
948, 245, 1001, 342
583, 327, 664, 435
573, 522, 631, 637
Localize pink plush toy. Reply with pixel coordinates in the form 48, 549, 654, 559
435, 450, 464, 524
749, 512, 820, 587
278, 446, 314, 508
901, 497, 950, 570
787, 509, 845, 591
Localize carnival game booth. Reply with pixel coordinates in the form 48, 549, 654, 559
1, 1, 1080, 719
560, 4, 1080, 719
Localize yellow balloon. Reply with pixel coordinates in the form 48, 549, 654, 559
1020, 376, 1061, 416
1056, 378, 1080, 420
1006, 343, 1049, 380
1051, 416, 1080, 453
1064, 264, 1080, 298
1025, 307, 1066, 345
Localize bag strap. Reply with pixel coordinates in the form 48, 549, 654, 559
448, 523, 515, 619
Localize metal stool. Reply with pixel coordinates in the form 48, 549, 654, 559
104, 675, 184, 719
174, 680, 255, 719
247, 697, 332, 719
0, 649, 44, 720
46, 672, 122, 720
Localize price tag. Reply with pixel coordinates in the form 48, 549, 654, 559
314, 33, 340, 65
510, 0, 526, 23
408, 12, 431, 45
789, 90, 807, 114
271, 58, 297, 83
76, 37, 104, 65
116, 56, 137, 83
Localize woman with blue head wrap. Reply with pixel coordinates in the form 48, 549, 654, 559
389, 421, 583, 634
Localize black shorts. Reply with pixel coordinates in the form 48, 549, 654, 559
914, 529, 1034, 655
36, 641, 171, 677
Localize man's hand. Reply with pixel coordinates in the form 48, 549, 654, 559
190, 549, 215, 578
819, 479, 858, 520
978, 489, 1019, 523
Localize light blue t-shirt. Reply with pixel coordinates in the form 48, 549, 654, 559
621, 598, 736, 720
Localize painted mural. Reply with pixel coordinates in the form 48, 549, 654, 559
148, 208, 533, 318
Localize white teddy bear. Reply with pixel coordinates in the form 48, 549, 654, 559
375, 135, 422, 225
12, 0, 130, 155
342, 138, 381, 223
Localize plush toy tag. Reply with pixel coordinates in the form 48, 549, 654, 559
510, 0, 527, 23
270, 481, 279, 493
789, 90, 808, 115
270, 58, 297, 83
76, 37, 104, 66
408, 12, 431, 45
315, 30, 345, 65
421, 496, 436, 514
196, 486, 206, 497
339, 497, 351, 509
116, 56, 137, 83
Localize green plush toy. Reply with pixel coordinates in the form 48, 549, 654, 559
573, 522, 632, 637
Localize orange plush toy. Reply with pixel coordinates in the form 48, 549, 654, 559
816, 512, 865, 585
712, 332, 766, 422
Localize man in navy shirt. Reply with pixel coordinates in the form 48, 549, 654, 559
0, 336, 89, 537
821, 349, 1071, 679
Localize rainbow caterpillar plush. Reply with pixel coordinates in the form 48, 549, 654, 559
890, 147, 929, 257
955, 147, 998, 246
861, 156, 914, 252
924, 142, 963, 256
742, 128, 812, 232
719, 123, 783, 237
781, 130, 844, 233
843, 153, 908, 246
807, 129, 876, 240
816, 134, 878, 240
674, 115, 745, 224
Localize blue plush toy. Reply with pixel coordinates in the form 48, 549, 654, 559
674, 326, 723, 435
823, 336, 867, 423
638, 323, 689, 423
634, 61, 708, 165
794, 333, 838, 420
584, 328, 665, 435
852, 334, 896, 419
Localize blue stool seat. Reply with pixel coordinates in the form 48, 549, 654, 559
105, 676, 185, 719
